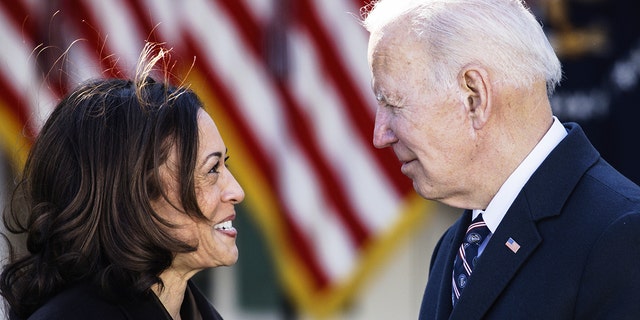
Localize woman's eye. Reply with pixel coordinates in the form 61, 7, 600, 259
208, 162, 220, 174
208, 156, 230, 174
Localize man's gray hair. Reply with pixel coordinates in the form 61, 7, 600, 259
362, 0, 562, 94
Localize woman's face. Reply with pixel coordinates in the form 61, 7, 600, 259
152, 109, 245, 272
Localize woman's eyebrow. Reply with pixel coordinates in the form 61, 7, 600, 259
200, 148, 228, 167
201, 151, 222, 167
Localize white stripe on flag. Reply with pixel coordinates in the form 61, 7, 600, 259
180, 0, 285, 163
85, 0, 145, 71
286, 30, 401, 232
310, 0, 377, 118
0, 7, 56, 129
280, 146, 357, 279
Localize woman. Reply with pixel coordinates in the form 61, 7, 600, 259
0, 50, 244, 319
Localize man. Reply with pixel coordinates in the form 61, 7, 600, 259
362, 0, 640, 319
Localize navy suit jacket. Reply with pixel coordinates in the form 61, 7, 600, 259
419, 123, 640, 319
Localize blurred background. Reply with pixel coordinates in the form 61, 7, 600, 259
0, 0, 638, 319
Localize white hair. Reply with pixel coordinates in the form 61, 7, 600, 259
362, 0, 562, 94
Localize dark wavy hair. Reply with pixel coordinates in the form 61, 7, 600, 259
0, 73, 211, 318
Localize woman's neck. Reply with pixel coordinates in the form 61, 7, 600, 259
152, 267, 197, 320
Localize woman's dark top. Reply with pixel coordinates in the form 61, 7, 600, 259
16, 280, 223, 320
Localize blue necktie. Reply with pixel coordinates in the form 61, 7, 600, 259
452, 213, 491, 306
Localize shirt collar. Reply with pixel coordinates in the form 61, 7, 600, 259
473, 117, 567, 232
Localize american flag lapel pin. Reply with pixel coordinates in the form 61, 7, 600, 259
505, 237, 521, 253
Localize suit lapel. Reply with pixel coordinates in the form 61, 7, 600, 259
450, 196, 542, 319
447, 123, 599, 319
434, 210, 473, 319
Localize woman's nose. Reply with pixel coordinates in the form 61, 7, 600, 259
223, 171, 245, 204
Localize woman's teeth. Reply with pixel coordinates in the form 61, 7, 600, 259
214, 220, 233, 230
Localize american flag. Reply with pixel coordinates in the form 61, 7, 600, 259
505, 237, 521, 253
0, 0, 432, 316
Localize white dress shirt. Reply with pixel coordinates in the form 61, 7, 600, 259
475, 117, 568, 255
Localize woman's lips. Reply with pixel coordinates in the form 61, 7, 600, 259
213, 217, 237, 237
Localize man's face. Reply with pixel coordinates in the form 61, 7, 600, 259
368, 23, 477, 207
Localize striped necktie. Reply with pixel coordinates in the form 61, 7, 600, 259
452, 213, 491, 306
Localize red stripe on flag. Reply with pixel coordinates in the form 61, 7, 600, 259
62, 0, 125, 80
0, 72, 36, 139
126, 0, 163, 44
0, 0, 64, 118
295, 0, 412, 195
213, 0, 371, 248
0, 0, 37, 42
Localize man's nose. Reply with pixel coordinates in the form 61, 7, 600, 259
372, 108, 397, 148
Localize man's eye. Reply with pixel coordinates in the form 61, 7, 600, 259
385, 103, 403, 114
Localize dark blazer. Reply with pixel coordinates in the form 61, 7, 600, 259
23, 280, 224, 320
419, 123, 640, 320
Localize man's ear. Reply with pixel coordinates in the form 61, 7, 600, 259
459, 66, 491, 130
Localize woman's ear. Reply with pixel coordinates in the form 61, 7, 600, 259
459, 66, 491, 130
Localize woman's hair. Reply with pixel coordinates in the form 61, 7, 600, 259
0, 53, 209, 317
362, 0, 562, 95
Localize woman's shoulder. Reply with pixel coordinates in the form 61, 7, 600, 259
26, 282, 174, 320
26, 283, 127, 320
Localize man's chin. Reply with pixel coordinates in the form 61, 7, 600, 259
412, 180, 442, 202
412, 180, 429, 198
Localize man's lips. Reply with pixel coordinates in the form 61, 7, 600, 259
399, 158, 416, 166
400, 159, 416, 174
